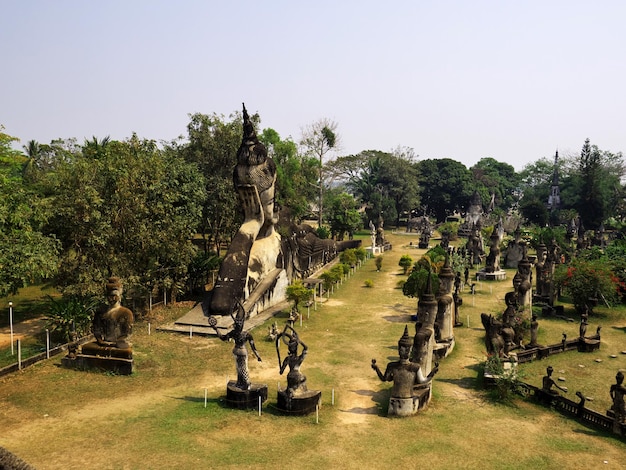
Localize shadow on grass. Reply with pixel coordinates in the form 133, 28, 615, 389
343, 388, 388, 417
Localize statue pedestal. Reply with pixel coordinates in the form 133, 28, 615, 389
388, 385, 432, 417
61, 341, 134, 375
225, 381, 268, 409
578, 338, 601, 353
476, 269, 507, 281
276, 389, 322, 415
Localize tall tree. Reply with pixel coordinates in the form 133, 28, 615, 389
299, 119, 340, 226
574, 139, 623, 230
0, 127, 59, 297
470, 157, 520, 213
181, 111, 244, 253
259, 128, 318, 224
42, 134, 204, 298
327, 150, 420, 226
416, 158, 474, 223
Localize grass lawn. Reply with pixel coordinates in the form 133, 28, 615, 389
1, 231, 625, 469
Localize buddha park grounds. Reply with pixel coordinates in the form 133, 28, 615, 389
1, 231, 625, 469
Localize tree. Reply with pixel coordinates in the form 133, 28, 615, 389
399, 255, 413, 275
327, 150, 420, 226
416, 158, 474, 222
0, 127, 59, 297
470, 158, 520, 213
41, 134, 204, 299
326, 190, 362, 240
259, 128, 318, 224
574, 139, 623, 230
181, 111, 244, 254
299, 119, 340, 226
286, 280, 313, 312
554, 257, 619, 314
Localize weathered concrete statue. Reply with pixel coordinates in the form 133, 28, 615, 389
64, 277, 134, 374
93, 277, 133, 349
275, 324, 321, 414
610, 371, 626, 433
205, 103, 286, 318
542, 366, 567, 396
208, 304, 267, 408
372, 325, 438, 417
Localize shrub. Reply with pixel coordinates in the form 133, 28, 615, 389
375, 256, 383, 271
286, 281, 313, 311
399, 255, 413, 275
554, 257, 619, 313
45, 294, 99, 342
364, 279, 374, 288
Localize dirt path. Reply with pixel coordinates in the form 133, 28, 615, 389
0, 317, 47, 348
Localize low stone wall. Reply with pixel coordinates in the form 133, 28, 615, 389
0, 335, 93, 378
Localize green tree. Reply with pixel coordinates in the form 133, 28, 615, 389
470, 158, 520, 213
399, 255, 413, 275
574, 139, 623, 230
0, 127, 59, 297
42, 134, 204, 299
554, 257, 619, 314
326, 190, 362, 240
286, 280, 313, 312
416, 158, 474, 223
519, 198, 549, 227
299, 118, 340, 226
259, 128, 318, 223
328, 150, 420, 226
181, 111, 243, 254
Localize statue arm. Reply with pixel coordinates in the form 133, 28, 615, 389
279, 357, 289, 375
248, 334, 262, 361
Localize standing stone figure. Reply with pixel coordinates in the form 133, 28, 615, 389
209, 306, 262, 391
275, 324, 321, 414
610, 371, 626, 433
276, 324, 308, 397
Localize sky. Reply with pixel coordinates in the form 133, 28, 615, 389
2, 0, 625, 170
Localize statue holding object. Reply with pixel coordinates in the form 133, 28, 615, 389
208, 304, 267, 408
275, 324, 321, 415
371, 325, 438, 416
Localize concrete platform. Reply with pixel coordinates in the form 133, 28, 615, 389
157, 299, 291, 337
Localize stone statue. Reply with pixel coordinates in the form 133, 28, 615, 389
610, 371, 626, 430
276, 324, 308, 397
372, 325, 438, 416
93, 277, 133, 349
209, 305, 261, 391
579, 310, 589, 339
529, 313, 539, 347
542, 366, 567, 395
64, 276, 134, 374
369, 220, 376, 247
205, 103, 283, 317
275, 324, 321, 414
209, 304, 268, 408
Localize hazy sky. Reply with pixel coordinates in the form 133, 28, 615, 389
2, 1, 625, 170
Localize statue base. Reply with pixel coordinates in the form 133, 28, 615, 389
578, 338, 601, 353
434, 338, 455, 360
476, 269, 507, 281
276, 389, 322, 415
61, 353, 134, 375
387, 385, 432, 417
225, 381, 268, 409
